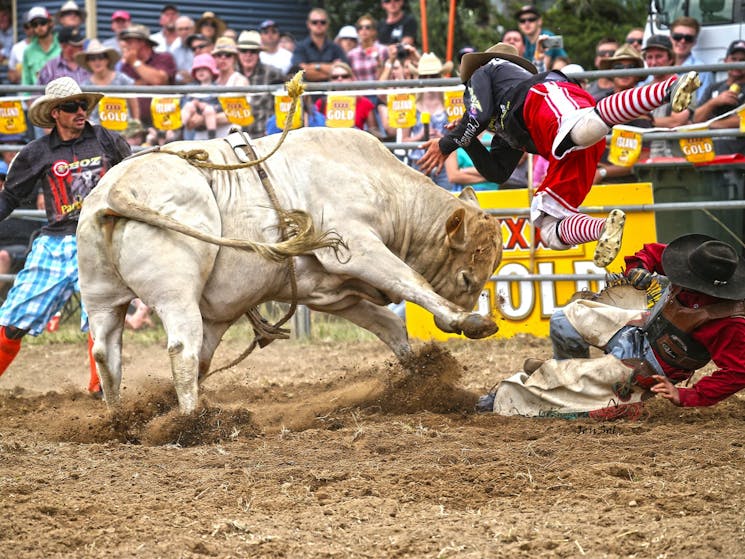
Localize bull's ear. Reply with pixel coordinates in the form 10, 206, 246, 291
446, 208, 467, 250
458, 186, 480, 208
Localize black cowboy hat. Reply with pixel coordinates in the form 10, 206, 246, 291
662, 234, 745, 300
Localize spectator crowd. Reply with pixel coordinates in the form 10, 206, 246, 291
0, 1, 743, 283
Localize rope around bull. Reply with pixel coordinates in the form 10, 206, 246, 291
158, 71, 306, 171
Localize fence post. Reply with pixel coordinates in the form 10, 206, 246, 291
292, 304, 311, 339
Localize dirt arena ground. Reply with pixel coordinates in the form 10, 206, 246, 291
1, 329, 744, 558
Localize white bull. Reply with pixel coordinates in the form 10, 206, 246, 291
77, 128, 503, 414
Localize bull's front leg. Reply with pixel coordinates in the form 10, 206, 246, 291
321, 299, 413, 360
316, 247, 497, 339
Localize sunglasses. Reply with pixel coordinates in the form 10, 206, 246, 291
309, 19, 327, 26
30, 19, 49, 28
597, 49, 616, 57
671, 33, 696, 43
331, 73, 351, 80
626, 37, 643, 45
612, 63, 637, 70
192, 43, 209, 51
238, 48, 259, 54
357, 24, 374, 30
519, 17, 538, 23
383, 0, 403, 3
213, 52, 233, 58
87, 53, 108, 61
57, 100, 89, 113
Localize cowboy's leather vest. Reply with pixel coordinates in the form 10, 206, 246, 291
646, 288, 745, 370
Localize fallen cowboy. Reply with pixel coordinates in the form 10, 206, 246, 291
478, 234, 745, 419
78, 127, 503, 415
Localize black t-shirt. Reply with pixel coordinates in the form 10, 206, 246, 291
377, 14, 418, 45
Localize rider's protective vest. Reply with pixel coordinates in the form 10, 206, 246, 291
646, 288, 745, 370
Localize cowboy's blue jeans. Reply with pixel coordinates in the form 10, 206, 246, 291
549, 309, 664, 374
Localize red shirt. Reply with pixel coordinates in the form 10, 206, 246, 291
625, 242, 745, 406
315, 96, 375, 130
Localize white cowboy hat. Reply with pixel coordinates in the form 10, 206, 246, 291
74, 39, 120, 72
415, 52, 454, 77
28, 77, 102, 128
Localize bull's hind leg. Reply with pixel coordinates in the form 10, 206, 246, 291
198, 319, 234, 380
157, 303, 205, 414
89, 305, 128, 408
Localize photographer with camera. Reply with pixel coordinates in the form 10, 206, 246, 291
515, 5, 567, 70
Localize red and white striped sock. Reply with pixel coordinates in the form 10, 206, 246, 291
558, 214, 605, 245
595, 75, 677, 125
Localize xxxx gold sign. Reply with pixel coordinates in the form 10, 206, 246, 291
98, 97, 128, 131
387, 93, 416, 128
679, 128, 715, 163
608, 128, 642, 166
0, 100, 26, 134
444, 90, 465, 123
150, 97, 182, 131
274, 95, 303, 130
219, 96, 254, 127
325, 95, 356, 128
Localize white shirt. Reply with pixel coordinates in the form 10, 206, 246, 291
260, 48, 293, 74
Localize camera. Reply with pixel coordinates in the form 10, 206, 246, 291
541, 35, 563, 50
396, 43, 409, 60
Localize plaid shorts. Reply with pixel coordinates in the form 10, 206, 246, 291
0, 234, 87, 336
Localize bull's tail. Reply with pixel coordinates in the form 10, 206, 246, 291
104, 183, 345, 262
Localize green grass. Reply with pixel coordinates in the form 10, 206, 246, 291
26, 303, 377, 347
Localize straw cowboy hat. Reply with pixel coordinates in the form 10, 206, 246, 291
662, 234, 745, 300
212, 36, 238, 56
459, 43, 537, 83
197, 11, 227, 38
598, 44, 644, 70
415, 52, 454, 77
74, 39, 120, 71
237, 30, 264, 51
28, 77, 102, 128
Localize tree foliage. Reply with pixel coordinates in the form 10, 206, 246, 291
316, 0, 648, 68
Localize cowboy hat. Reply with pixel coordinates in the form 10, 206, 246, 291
662, 234, 745, 299
197, 11, 227, 38
598, 44, 644, 70
119, 24, 159, 48
74, 39, 120, 71
459, 43, 536, 83
237, 30, 264, 51
212, 36, 238, 56
415, 52, 454, 77
28, 76, 103, 128
56, 0, 85, 22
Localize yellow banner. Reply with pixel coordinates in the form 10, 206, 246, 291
275, 95, 303, 130
150, 97, 182, 131
679, 129, 715, 163
98, 97, 128, 131
387, 93, 417, 128
738, 106, 745, 133
444, 90, 465, 123
0, 100, 26, 134
405, 183, 656, 339
325, 95, 356, 128
607, 128, 642, 167
219, 96, 254, 127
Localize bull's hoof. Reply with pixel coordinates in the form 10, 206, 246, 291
461, 313, 498, 339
